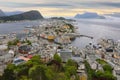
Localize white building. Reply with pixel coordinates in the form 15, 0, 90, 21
0, 45, 7, 50
57, 49, 72, 62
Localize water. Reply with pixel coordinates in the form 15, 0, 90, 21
0, 20, 42, 34
0, 19, 120, 48
70, 18, 120, 48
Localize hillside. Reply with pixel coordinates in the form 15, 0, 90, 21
0, 10, 6, 17
74, 12, 105, 19
0, 10, 43, 21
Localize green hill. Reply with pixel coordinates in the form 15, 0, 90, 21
0, 10, 43, 21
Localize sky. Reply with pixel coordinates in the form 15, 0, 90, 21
0, 0, 120, 17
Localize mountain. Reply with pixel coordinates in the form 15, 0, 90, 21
50, 17, 75, 21
50, 17, 66, 20
74, 12, 105, 19
0, 9, 6, 17
106, 13, 120, 18
5, 11, 24, 16
0, 10, 43, 21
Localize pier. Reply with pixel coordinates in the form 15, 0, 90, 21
64, 33, 93, 39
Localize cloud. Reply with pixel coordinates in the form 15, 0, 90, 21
1, 1, 120, 9
100, 2, 120, 8
0, 0, 120, 17
0, 2, 72, 8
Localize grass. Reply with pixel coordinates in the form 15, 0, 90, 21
96, 59, 108, 65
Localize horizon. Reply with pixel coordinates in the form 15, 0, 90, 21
0, 0, 120, 17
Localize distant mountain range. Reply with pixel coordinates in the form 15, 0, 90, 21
106, 13, 120, 18
74, 12, 105, 19
5, 11, 24, 16
0, 10, 6, 17
0, 10, 43, 21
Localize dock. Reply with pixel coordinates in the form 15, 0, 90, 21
64, 33, 93, 39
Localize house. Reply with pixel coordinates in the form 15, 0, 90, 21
8, 50, 15, 56
16, 33, 27, 41
57, 49, 72, 62
78, 64, 85, 70
115, 70, 120, 75
0, 51, 7, 56
0, 44, 7, 50
47, 35, 55, 40
71, 56, 83, 63
106, 48, 114, 52
91, 62, 97, 70
18, 45, 31, 54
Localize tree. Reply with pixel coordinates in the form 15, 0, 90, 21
45, 68, 55, 80
13, 39, 19, 45
7, 41, 12, 49
2, 64, 16, 80
29, 65, 48, 80
2, 69, 16, 80
84, 60, 93, 80
66, 59, 78, 67
14, 64, 30, 79
19, 76, 29, 80
103, 64, 113, 73
65, 66, 77, 77
64, 59, 77, 79
53, 54, 62, 63
7, 39, 20, 48
26, 40, 31, 45
28, 55, 42, 65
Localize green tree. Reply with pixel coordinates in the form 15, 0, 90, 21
14, 64, 30, 79
26, 40, 31, 45
2, 64, 16, 80
64, 59, 77, 79
27, 55, 42, 66
13, 39, 19, 45
103, 64, 113, 73
45, 68, 55, 80
66, 59, 77, 67
19, 76, 29, 80
65, 66, 77, 77
29, 65, 48, 80
7, 39, 20, 48
54, 54, 62, 63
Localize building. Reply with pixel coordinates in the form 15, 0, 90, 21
16, 33, 27, 41
0, 44, 7, 50
8, 50, 15, 56
57, 49, 72, 62
18, 45, 31, 54
47, 35, 55, 40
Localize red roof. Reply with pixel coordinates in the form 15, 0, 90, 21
18, 56, 30, 61
27, 55, 33, 59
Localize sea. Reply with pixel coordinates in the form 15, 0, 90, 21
0, 18, 120, 48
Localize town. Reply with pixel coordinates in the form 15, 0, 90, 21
0, 19, 120, 80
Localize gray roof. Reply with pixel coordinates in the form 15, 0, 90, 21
57, 49, 72, 53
